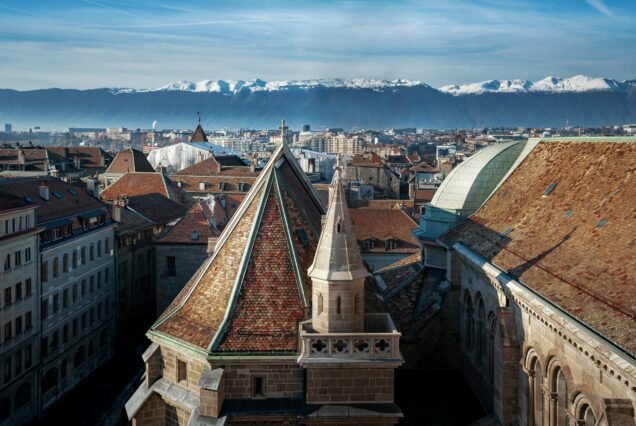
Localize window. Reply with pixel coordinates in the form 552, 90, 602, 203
60, 359, 68, 379
105, 267, 110, 284
63, 289, 68, 308
3, 288, 11, 306
98, 302, 102, 320
362, 239, 375, 251
165, 256, 176, 277
14, 250, 21, 266
25, 279, 32, 296
4, 322, 11, 341
89, 245, 94, 261
72, 284, 78, 303
97, 271, 102, 289
63, 254, 68, 272
336, 295, 342, 315
25, 312, 32, 329
463, 292, 475, 350
51, 330, 59, 352
24, 345, 31, 368
15, 383, 30, 410
81, 247, 86, 265
15, 282, 22, 300
82, 312, 87, 331
253, 376, 265, 398
72, 318, 78, 337
97, 241, 102, 257
90, 276, 94, 293
138, 254, 144, 270
4, 253, 10, 271
177, 359, 187, 383
218, 182, 227, 191
15, 350, 22, 375
385, 239, 398, 251
25, 247, 31, 263
105, 238, 110, 255
317, 293, 323, 315
41, 299, 48, 320
53, 294, 59, 314
90, 307, 95, 324
81, 279, 86, 297
53, 257, 59, 278
72, 250, 78, 268
63, 324, 69, 344
41, 262, 48, 283
42, 368, 57, 393
4, 357, 11, 382
15, 317, 22, 335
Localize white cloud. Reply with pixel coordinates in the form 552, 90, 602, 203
585, 0, 614, 18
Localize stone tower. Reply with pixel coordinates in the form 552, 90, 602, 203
307, 158, 368, 333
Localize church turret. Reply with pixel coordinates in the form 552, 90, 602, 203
308, 157, 368, 333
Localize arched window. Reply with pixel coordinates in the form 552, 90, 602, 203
0, 398, 9, 421
488, 313, 496, 385
15, 383, 31, 410
527, 356, 544, 426
463, 291, 474, 350
42, 368, 58, 394
476, 297, 486, 364
553, 367, 568, 426
74, 346, 86, 368
578, 404, 596, 426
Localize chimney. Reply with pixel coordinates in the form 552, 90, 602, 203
38, 181, 50, 200
112, 195, 128, 223
206, 237, 218, 255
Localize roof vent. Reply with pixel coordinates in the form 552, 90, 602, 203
498, 227, 514, 238
543, 182, 557, 197
596, 218, 608, 229
564, 209, 573, 218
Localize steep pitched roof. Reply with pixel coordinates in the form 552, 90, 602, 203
126, 193, 188, 225
350, 204, 419, 253
157, 201, 218, 244
440, 139, 636, 355
308, 163, 368, 281
105, 148, 155, 174
100, 172, 193, 207
151, 142, 325, 354
190, 124, 208, 142
174, 156, 254, 176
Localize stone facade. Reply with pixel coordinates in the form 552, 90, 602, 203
306, 367, 395, 404
155, 244, 208, 314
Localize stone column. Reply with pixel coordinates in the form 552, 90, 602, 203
550, 392, 559, 426
526, 369, 535, 426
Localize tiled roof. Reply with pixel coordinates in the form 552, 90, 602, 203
0, 177, 106, 224
174, 156, 255, 177
21, 148, 48, 161
105, 148, 155, 174
440, 139, 636, 355
409, 161, 438, 173
157, 202, 218, 244
0, 149, 20, 164
350, 204, 419, 253
190, 125, 208, 142
0, 190, 32, 213
47, 146, 110, 168
170, 175, 258, 195
127, 193, 187, 225
152, 142, 325, 353
100, 172, 193, 207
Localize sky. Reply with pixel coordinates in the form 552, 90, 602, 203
1, 0, 635, 90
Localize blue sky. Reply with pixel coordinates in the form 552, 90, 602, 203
1, 0, 635, 89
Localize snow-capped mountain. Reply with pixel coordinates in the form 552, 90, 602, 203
113, 78, 427, 95
439, 75, 631, 95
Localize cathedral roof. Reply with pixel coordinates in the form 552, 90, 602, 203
151, 141, 326, 354
440, 138, 636, 356
190, 124, 209, 142
307, 163, 369, 282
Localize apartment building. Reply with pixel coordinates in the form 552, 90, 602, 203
0, 192, 39, 425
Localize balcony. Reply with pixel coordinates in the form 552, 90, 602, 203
298, 314, 403, 365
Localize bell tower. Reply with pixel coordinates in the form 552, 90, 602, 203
307, 157, 368, 333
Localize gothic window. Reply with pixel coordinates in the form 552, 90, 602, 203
488, 313, 496, 385
578, 404, 596, 426
463, 291, 474, 350
527, 356, 544, 426
553, 367, 568, 426
476, 297, 486, 365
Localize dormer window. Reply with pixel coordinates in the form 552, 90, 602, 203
238, 182, 248, 192
362, 239, 375, 251
385, 239, 398, 251
218, 182, 227, 191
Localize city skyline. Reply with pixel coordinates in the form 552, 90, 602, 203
1, 0, 635, 90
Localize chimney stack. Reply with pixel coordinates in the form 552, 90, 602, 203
112, 195, 128, 223
38, 181, 50, 200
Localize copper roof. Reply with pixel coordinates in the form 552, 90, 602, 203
152, 142, 325, 354
100, 173, 193, 207
105, 148, 155, 174
440, 140, 636, 355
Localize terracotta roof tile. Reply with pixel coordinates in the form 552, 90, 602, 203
157, 202, 218, 244
105, 148, 154, 174
441, 140, 636, 355
100, 173, 193, 207
350, 205, 419, 254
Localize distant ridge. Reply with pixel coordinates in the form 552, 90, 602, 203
1, 75, 634, 129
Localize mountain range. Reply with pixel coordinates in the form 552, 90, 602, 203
1, 75, 635, 130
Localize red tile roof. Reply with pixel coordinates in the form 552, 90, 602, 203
350, 204, 419, 254
100, 172, 193, 207
105, 148, 155, 174
440, 140, 636, 355
47, 146, 110, 168
157, 202, 218, 244
152, 143, 325, 353
0, 177, 106, 224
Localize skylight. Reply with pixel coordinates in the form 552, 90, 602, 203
543, 182, 557, 197
191, 231, 199, 240
53, 191, 63, 199
564, 209, 573, 218
596, 218, 608, 229
68, 188, 78, 196
498, 227, 514, 238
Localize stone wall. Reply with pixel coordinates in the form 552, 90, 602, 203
219, 362, 304, 399
155, 244, 207, 314
159, 344, 207, 392
306, 367, 394, 404
133, 393, 167, 426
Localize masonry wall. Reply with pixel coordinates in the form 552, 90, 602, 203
155, 244, 207, 314
306, 367, 394, 404
159, 344, 207, 392
219, 362, 304, 399
133, 393, 167, 426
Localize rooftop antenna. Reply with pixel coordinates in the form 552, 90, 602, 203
197, 111, 201, 125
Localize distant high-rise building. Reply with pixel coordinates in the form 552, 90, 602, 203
302, 124, 311, 132
4, 123, 12, 133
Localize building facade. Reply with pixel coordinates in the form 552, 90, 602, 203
0, 193, 39, 425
